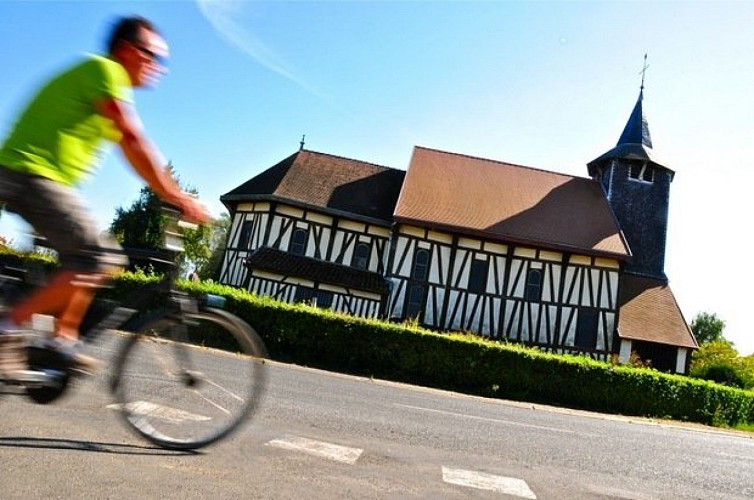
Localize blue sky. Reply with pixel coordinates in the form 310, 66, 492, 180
1, 1, 753, 354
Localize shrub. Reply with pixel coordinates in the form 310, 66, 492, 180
173, 279, 754, 428
690, 340, 754, 390
697, 364, 746, 389
4, 251, 754, 429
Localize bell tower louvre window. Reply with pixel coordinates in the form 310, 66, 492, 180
628, 162, 654, 183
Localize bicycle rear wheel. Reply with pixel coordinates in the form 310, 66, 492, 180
111, 307, 268, 450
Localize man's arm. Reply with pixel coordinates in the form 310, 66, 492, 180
97, 97, 209, 223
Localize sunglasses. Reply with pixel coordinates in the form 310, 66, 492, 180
134, 44, 168, 67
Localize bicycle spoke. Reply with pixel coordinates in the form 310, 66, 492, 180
112, 309, 267, 450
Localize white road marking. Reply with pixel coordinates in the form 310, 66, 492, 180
107, 401, 211, 423
442, 466, 537, 498
190, 388, 231, 415
267, 436, 363, 464
395, 403, 578, 434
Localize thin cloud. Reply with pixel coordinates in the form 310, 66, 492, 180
196, 0, 324, 97
195, 0, 412, 151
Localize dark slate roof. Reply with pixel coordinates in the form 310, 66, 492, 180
394, 146, 631, 259
617, 274, 697, 349
244, 247, 390, 295
588, 89, 673, 175
618, 88, 653, 148
221, 150, 405, 224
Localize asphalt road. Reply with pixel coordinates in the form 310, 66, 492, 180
2, 338, 753, 499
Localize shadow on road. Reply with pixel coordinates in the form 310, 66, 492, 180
0, 436, 198, 456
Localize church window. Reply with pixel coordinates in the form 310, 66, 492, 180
468, 259, 489, 294
289, 228, 308, 255
238, 220, 253, 249
315, 290, 333, 309
405, 248, 430, 320
412, 248, 430, 280
574, 308, 599, 349
525, 268, 542, 301
293, 285, 313, 303
352, 242, 370, 270
405, 283, 425, 319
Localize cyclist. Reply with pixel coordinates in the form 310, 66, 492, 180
0, 15, 209, 375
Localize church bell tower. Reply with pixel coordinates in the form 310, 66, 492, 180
587, 69, 674, 281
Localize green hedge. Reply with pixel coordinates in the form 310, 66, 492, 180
171, 278, 754, 428
3, 251, 752, 429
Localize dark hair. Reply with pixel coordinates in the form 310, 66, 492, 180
106, 15, 160, 54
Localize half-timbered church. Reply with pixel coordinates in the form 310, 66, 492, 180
218, 87, 697, 374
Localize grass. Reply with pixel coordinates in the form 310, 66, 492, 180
732, 422, 754, 433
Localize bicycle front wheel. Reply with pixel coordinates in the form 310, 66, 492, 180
111, 308, 268, 450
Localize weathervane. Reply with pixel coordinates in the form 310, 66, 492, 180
299, 134, 306, 151
640, 53, 649, 90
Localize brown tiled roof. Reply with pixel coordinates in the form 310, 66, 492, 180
394, 147, 630, 259
222, 150, 405, 223
244, 247, 389, 295
617, 274, 697, 349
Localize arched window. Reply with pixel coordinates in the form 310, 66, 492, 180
525, 268, 542, 301
405, 248, 430, 320
412, 248, 430, 280
289, 228, 308, 255
238, 220, 253, 249
352, 242, 370, 270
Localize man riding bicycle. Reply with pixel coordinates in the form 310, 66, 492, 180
0, 15, 209, 375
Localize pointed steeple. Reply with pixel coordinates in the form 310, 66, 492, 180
617, 88, 652, 148
588, 81, 671, 176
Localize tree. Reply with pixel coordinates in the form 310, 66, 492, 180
690, 312, 727, 345
690, 340, 754, 389
109, 164, 214, 276
110, 185, 164, 251
687, 312, 754, 388
196, 212, 230, 281
179, 213, 231, 279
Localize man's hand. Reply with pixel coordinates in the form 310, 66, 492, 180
175, 193, 211, 224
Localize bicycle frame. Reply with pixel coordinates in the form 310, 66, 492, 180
0, 254, 199, 390
0, 207, 212, 389
80, 252, 197, 341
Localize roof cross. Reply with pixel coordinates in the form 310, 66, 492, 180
640, 53, 649, 90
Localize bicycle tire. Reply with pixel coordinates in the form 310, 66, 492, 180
111, 307, 268, 450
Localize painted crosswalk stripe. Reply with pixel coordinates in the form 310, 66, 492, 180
267, 436, 363, 464
442, 466, 536, 498
107, 401, 211, 423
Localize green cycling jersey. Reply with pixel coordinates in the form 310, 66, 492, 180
0, 54, 133, 186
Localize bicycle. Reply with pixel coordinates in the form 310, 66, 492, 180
0, 208, 268, 450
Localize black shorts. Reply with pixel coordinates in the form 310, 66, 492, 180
0, 167, 127, 273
